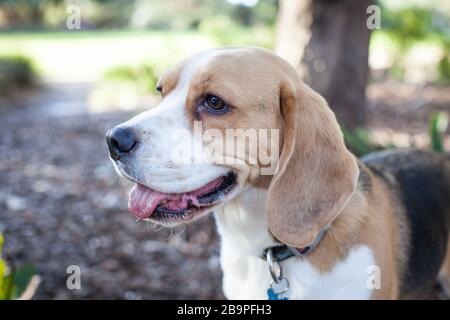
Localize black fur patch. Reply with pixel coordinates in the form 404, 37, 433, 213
362, 149, 450, 298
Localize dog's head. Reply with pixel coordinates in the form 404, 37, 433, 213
107, 47, 359, 247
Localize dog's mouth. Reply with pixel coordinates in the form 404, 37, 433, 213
128, 171, 237, 222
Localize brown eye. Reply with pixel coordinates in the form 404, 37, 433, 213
204, 94, 228, 113
156, 85, 162, 93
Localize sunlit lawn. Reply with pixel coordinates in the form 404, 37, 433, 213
0, 28, 441, 83
0, 30, 216, 81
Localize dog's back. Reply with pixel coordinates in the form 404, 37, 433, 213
362, 149, 450, 298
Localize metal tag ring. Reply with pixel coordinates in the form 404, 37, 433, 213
270, 277, 290, 295
266, 248, 283, 283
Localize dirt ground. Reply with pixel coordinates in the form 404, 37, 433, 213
0, 81, 449, 299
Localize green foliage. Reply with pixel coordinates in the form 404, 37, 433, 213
429, 112, 449, 153
0, 55, 36, 94
0, 233, 9, 299
198, 15, 238, 44
380, 3, 450, 48
437, 54, 450, 84
381, 6, 432, 49
103, 63, 159, 94
198, 15, 274, 48
343, 113, 450, 157
0, 232, 37, 300
0, 0, 278, 31
341, 127, 391, 157
377, 2, 450, 82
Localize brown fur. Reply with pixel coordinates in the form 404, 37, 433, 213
266, 79, 359, 248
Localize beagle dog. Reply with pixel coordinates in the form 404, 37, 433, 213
106, 47, 450, 299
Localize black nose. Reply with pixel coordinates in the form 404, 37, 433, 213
106, 127, 137, 160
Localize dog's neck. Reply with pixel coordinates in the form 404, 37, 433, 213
214, 187, 277, 257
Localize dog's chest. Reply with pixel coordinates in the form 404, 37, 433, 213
219, 242, 375, 299
215, 188, 375, 300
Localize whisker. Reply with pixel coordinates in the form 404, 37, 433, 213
168, 227, 173, 240
175, 225, 186, 237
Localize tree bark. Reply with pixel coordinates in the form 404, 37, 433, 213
276, 0, 372, 129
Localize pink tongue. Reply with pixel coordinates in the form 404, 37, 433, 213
128, 177, 223, 219
128, 185, 167, 218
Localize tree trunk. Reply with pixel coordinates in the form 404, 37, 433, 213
276, 0, 372, 129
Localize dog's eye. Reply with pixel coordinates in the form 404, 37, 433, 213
203, 94, 228, 114
156, 85, 162, 93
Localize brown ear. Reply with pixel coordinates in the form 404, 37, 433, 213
267, 79, 359, 248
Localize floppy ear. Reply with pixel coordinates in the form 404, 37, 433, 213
266, 79, 359, 248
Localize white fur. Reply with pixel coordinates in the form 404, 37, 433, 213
215, 187, 376, 300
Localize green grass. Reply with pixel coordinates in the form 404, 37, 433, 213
2, 28, 442, 84
370, 30, 447, 54
0, 28, 274, 81
0, 30, 216, 81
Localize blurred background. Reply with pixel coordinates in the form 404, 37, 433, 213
0, 0, 449, 299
